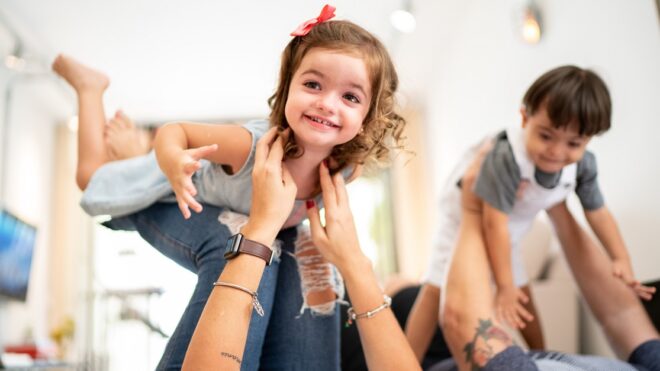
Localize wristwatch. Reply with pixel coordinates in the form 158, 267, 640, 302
224, 233, 274, 265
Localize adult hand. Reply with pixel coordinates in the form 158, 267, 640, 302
246, 128, 297, 242
306, 160, 363, 270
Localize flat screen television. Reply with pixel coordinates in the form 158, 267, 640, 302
0, 208, 37, 301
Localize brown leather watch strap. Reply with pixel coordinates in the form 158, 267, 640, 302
239, 237, 273, 265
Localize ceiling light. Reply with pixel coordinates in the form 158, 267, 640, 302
5, 55, 26, 71
391, 9, 416, 34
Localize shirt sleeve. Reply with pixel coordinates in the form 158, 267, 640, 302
575, 151, 605, 210
473, 132, 521, 213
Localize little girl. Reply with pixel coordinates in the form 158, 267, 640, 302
53, 5, 405, 370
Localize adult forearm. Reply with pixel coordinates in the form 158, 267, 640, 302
339, 257, 421, 371
405, 284, 440, 361
182, 221, 277, 370
182, 255, 266, 371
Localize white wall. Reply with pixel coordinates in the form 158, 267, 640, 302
395, 0, 660, 355
0, 70, 70, 346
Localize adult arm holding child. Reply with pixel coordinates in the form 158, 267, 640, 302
306, 160, 421, 371
405, 283, 441, 361
182, 127, 296, 370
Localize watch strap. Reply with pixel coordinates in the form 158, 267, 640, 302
239, 236, 273, 265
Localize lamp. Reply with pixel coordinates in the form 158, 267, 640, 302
391, 0, 416, 34
522, 0, 542, 44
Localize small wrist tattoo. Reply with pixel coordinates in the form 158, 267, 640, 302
221, 352, 242, 365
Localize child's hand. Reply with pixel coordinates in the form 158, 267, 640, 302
612, 259, 656, 300
494, 286, 534, 329
165, 144, 218, 219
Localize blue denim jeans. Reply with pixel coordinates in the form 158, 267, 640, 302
105, 202, 340, 371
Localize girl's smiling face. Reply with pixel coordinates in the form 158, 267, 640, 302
284, 48, 371, 153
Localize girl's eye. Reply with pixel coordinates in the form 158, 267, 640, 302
304, 81, 320, 90
343, 93, 360, 104
568, 141, 582, 148
539, 133, 551, 141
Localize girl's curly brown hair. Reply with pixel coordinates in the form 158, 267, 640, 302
268, 20, 406, 174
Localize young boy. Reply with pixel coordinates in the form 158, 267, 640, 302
406, 65, 655, 357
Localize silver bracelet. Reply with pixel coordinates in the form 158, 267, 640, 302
345, 294, 392, 327
213, 281, 264, 317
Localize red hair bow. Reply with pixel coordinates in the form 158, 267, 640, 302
290, 4, 336, 37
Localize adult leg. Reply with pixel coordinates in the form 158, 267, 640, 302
546, 202, 659, 359
518, 285, 545, 350
259, 227, 341, 371
52, 55, 111, 190
104, 203, 279, 370
441, 209, 537, 371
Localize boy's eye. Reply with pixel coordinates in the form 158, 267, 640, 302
568, 141, 582, 148
343, 93, 360, 104
304, 81, 321, 90
539, 133, 551, 140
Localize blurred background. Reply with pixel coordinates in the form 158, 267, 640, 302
0, 0, 658, 369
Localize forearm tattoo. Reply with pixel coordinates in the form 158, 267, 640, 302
221, 352, 242, 365
463, 318, 513, 370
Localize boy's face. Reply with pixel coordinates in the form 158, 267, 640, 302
521, 105, 592, 173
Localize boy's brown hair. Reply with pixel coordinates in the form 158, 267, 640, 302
268, 20, 405, 172
523, 65, 611, 136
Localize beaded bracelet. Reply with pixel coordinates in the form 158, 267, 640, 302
213, 281, 264, 316
345, 294, 392, 327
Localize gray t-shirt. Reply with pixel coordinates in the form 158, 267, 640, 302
473, 130, 604, 213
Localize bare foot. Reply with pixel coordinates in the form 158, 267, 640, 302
105, 110, 153, 160
52, 54, 109, 93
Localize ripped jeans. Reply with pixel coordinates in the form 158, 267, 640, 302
104, 202, 341, 371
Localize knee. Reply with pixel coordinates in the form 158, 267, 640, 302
440, 297, 463, 336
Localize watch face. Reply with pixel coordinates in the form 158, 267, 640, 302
224, 234, 242, 259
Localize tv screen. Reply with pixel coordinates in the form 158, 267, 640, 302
0, 209, 37, 301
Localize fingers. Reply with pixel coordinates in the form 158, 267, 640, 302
318, 160, 337, 208
190, 144, 218, 160
498, 306, 524, 329
183, 161, 202, 175
255, 127, 279, 167
515, 303, 534, 323
175, 188, 202, 219
116, 110, 130, 129
266, 133, 285, 168
332, 171, 348, 206
517, 290, 530, 304
633, 283, 656, 301
499, 305, 533, 329
177, 198, 191, 219
306, 199, 327, 245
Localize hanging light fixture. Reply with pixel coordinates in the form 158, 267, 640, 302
522, 0, 542, 44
